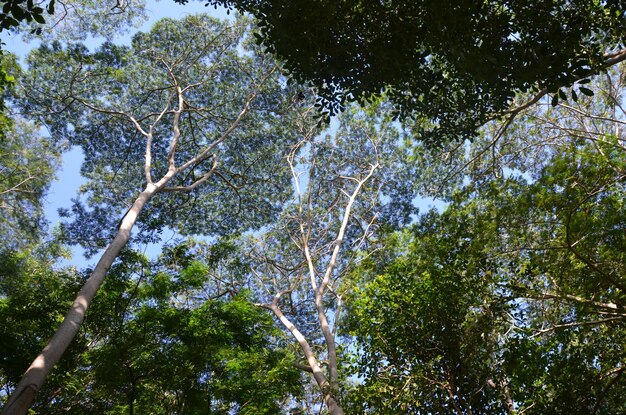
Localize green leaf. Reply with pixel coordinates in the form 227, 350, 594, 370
551, 94, 559, 107
33, 13, 45, 24
579, 86, 594, 96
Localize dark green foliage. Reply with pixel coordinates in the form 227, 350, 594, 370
83, 248, 303, 414
0, 245, 87, 412
0, 0, 53, 33
344, 67, 626, 413
188, 0, 626, 143
345, 135, 626, 414
345, 213, 511, 414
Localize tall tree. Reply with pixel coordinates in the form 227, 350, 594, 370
228, 100, 415, 414
344, 66, 626, 414
4, 14, 303, 414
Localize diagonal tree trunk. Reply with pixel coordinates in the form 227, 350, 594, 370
3, 184, 158, 414
3, 76, 260, 414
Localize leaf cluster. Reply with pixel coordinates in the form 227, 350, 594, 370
1, 244, 304, 413
0, 0, 54, 33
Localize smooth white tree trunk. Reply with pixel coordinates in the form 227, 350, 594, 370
2, 184, 158, 415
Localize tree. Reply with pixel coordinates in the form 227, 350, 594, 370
186, 0, 626, 143
213, 99, 415, 414
0, 118, 60, 248
344, 66, 626, 414
4, 14, 304, 414
0, 54, 61, 248
1, 244, 304, 413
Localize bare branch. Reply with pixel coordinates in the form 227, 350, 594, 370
319, 161, 379, 296
160, 155, 219, 193
531, 316, 624, 337
167, 83, 185, 172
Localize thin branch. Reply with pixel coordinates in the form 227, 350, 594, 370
0, 176, 36, 196
293, 362, 314, 373
525, 292, 625, 314
564, 208, 626, 293
160, 155, 218, 193
498, 48, 626, 120
74, 98, 150, 137
531, 316, 624, 337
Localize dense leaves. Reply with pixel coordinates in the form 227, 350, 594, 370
0, 0, 148, 40
345, 212, 511, 414
0, 54, 61, 248
0, 0, 52, 33
19, 14, 302, 254
345, 71, 626, 413
194, 0, 626, 143
0, 245, 86, 411
1, 245, 303, 413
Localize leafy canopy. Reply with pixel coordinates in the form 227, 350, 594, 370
20, 14, 303, 253
345, 69, 626, 413
189, 0, 626, 143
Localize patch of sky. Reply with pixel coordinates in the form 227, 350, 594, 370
413, 195, 447, 215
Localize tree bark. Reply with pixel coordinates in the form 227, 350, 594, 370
267, 301, 344, 415
2, 184, 158, 415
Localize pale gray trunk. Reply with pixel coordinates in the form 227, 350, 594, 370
268, 302, 344, 415
324, 395, 344, 415
2, 184, 158, 415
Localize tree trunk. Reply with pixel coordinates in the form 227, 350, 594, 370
324, 394, 344, 415
2, 184, 158, 415
268, 303, 344, 415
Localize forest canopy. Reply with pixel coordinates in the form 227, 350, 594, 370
198, 0, 626, 142
1, 2, 626, 415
